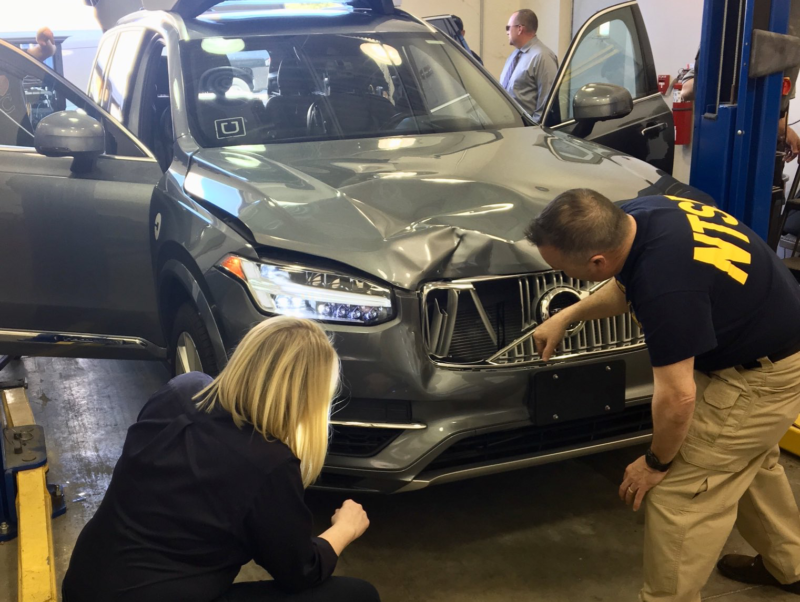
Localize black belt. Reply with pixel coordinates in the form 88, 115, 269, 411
742, 339, 800, 370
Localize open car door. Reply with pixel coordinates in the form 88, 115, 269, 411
542, 1, 674, 174
0, 41, 164, 360
424, 14, 483, 65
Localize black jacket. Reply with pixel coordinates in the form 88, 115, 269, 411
63, 372, 337, 602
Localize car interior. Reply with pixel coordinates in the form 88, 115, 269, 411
139, 42, 174, 171
182, 32, 510, 147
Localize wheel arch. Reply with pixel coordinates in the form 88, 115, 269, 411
157, 242, 229, 372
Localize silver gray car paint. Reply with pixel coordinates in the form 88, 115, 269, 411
186, 127, 672, 290
0, 5, 702, 491
34, 111, 106, 158
573, 83, 635, 122
0, 147, 163, 346
204, 274, 657, 489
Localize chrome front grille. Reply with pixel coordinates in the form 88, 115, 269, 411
422, 271, 645, 368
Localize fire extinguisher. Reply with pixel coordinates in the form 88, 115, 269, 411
672, 81, 693, 146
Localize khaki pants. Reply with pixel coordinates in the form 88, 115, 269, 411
640, 351, 800, 602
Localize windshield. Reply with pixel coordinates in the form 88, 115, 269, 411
181, 32, 526, 147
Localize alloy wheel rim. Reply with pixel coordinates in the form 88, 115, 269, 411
176, 332, 202, 374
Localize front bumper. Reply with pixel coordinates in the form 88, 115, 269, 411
207, 269, 654, 493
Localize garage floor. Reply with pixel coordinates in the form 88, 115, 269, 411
0, 357, 798, 601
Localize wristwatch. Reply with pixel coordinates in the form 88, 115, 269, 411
645, 448, 673, 472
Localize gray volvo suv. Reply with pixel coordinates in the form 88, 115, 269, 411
0, 0, 709, 492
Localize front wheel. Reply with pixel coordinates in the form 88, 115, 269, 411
169, 303, 219, 376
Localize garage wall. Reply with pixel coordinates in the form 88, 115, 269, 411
401, 0, 573, 80
3, 0, 99, 31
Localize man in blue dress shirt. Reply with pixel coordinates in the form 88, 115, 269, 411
499, 9, 558, 121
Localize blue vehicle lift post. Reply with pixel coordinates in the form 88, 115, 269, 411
690, 0, 800, 242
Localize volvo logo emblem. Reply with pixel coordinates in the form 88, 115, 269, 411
536, 286, 585, 335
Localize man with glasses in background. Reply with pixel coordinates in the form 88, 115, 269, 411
499, 9, 557, 121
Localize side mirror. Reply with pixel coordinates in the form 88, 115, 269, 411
573, 83, 633, 121
34, 110, 105, 173
571, 83, 633, 138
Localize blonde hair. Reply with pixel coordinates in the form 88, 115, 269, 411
195, 316, 338, 488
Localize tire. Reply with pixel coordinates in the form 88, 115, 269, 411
169, 303, 219, 376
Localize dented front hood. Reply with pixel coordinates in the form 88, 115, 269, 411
189, 127, 689, 290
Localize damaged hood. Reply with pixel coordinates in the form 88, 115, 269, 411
186, 127, 690, 290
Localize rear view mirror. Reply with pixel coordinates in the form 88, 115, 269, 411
34, 110, 105, 173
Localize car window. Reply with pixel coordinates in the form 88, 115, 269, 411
407, 43, 491, 125
549, 9, 648, 123
15, 41, 61, 74
134, 40, 173, 169
426, 17, 458, 38
105, 29, 146, 122
181, 32, 524, 147
0, 46, 148, 158
89, 33, 116, 105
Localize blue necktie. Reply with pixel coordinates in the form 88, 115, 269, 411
502, 50, 522, 90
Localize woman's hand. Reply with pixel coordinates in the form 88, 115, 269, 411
320, 499, 370, 556
331, 499, 370, 541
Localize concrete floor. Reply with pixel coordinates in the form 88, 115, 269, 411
0, 357, 798, 601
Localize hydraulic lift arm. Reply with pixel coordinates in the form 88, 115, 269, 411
1, 381, 65, 602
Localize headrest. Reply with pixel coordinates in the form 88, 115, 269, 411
326, 59, 359, 94
277, 59, 314, 96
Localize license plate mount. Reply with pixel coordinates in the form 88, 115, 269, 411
530, 360, 626, 426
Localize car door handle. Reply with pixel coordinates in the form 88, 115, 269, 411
641, 122, 668, 138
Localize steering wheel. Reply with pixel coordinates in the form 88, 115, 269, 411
307, 99, 330, 137
386, 110, 415, 130
198, 66, 254, 104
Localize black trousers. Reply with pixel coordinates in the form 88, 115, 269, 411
213, 577, 381, 602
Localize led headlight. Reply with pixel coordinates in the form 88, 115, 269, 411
219, 256, 394, 325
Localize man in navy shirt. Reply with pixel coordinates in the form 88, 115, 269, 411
526, 189, 800, 601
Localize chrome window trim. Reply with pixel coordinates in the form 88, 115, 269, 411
0, 328, 165, 357
101, 154, 159, 163
0, 146, 44, 154
547, 92, 664, 130
0, 144, 158, 163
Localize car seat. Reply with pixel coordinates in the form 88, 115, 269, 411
261, 58, 318, 140
307, 63, 396, 138
150, 56, 174, 170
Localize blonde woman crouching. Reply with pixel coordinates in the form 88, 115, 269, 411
63, 317, 380, 602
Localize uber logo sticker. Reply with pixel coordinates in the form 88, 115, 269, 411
215, 117, 246, 140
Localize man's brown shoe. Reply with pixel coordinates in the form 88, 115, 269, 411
717, 554, 800, 594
